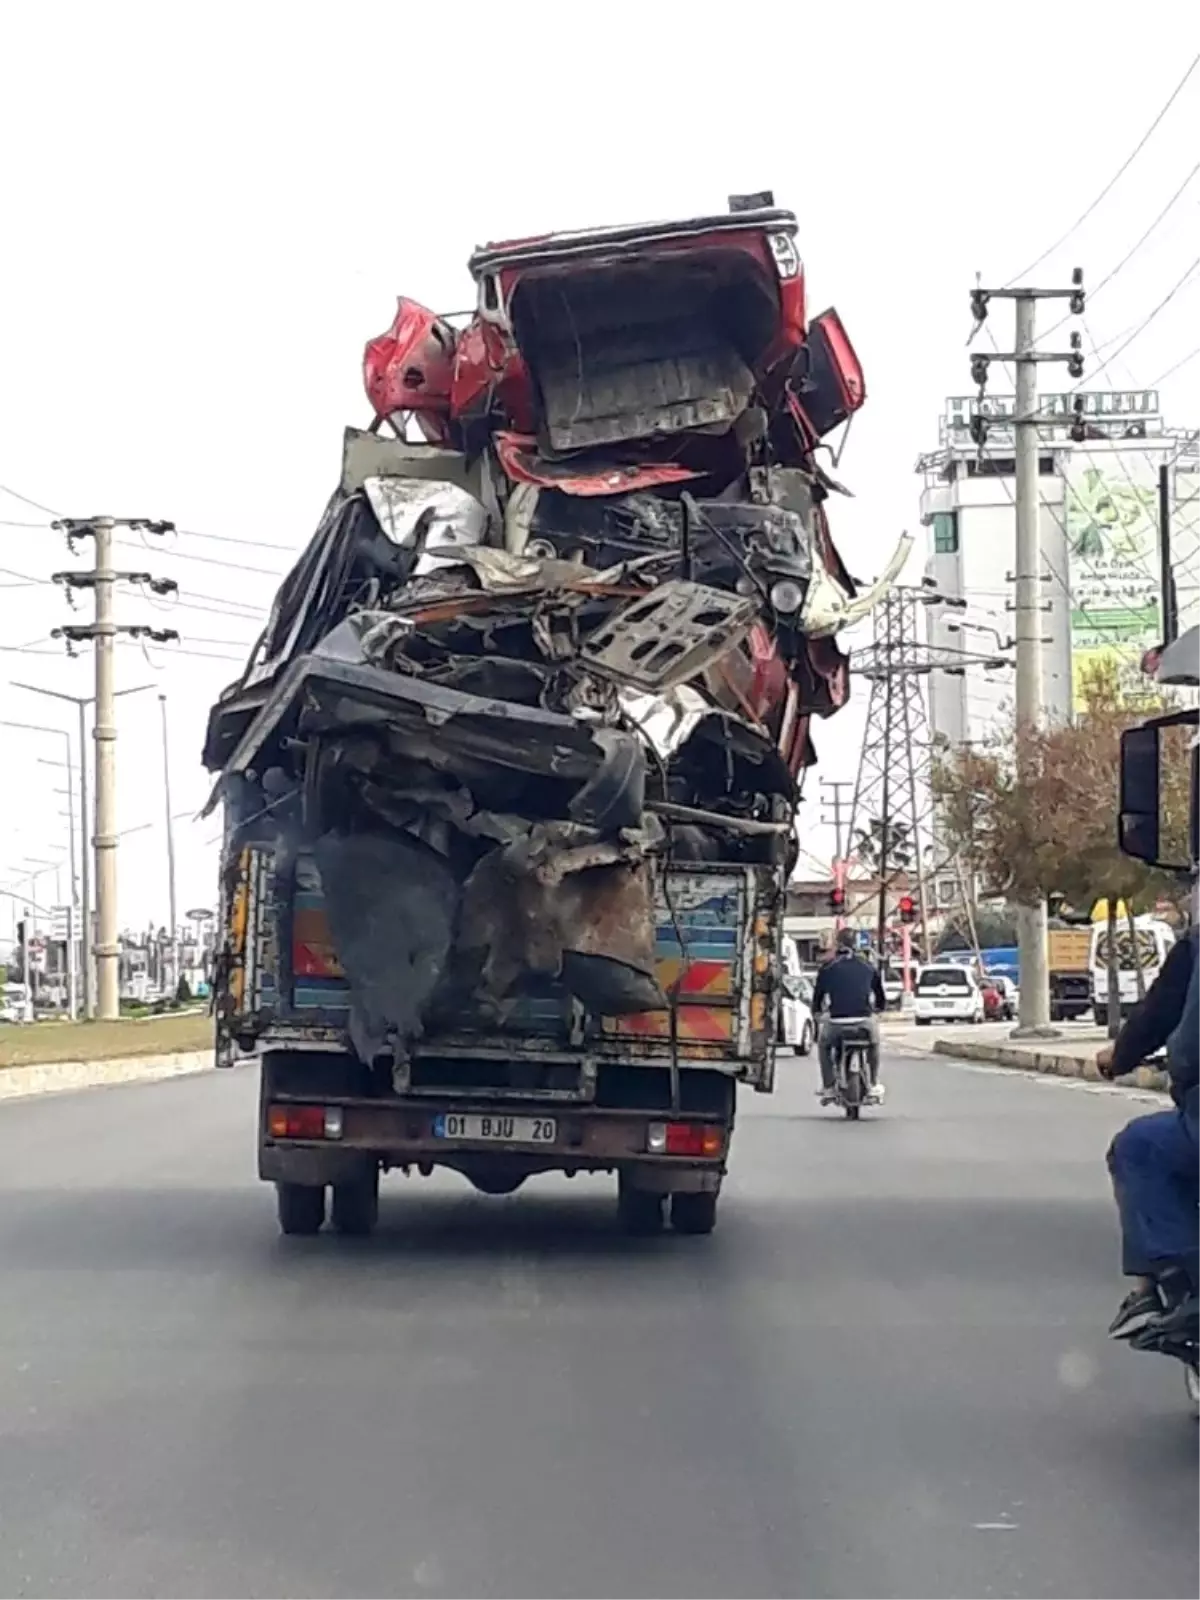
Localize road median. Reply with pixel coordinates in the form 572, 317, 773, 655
931, 1035, 1169, 1093
0, 1012, 215, 1101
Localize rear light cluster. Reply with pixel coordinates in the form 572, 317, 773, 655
266, 1104, 343, 1141
646, 1121, 724, 1157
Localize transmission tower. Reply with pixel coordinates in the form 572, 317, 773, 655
846, 583, 1012, 960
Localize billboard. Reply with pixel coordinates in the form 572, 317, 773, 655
1064, 453, 1163, 710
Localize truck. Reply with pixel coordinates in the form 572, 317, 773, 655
1047, 926, 1092, 1022
204, 193, 886, 1236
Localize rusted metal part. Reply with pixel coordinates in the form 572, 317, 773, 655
581, 581, 757, 692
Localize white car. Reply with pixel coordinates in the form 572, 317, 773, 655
913, 963, 985, 1025
780, 973, 815, 1054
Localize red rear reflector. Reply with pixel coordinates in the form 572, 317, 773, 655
267, 1104, 328, 1140
664, 1122, 724, 1157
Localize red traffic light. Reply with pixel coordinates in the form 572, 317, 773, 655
829, 886, 846, 912
897, 895, 916, 925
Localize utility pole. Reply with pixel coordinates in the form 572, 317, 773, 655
968, 269, 1084, 1036
159, 693, 178, 997
820, 778, 853, 931
1158, 463, 1179, 645
820, 778, 853, 863
50, 519, 178, 1019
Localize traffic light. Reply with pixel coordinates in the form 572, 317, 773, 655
897, 895, 916, 926
829, 886, 846, 914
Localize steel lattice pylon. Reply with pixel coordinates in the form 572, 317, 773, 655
845, 586, 1009, 959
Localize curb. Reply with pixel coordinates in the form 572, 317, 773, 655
931, 1038, 1170, 1093
0, 1049, 215, 1103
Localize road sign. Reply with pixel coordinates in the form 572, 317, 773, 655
855, 929, 871, 950
50, 905, 73, 943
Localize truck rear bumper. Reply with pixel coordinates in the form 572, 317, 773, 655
259, 1095, 728, 1191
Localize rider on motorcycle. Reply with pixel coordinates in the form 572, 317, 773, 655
811, 931, 886, 1104
1099, 922, 1198, 1339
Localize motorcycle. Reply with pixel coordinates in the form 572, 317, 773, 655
1127, 1305, 1200, 1417
825, 1018, 880, 1120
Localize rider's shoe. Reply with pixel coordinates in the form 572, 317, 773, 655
1109, 1283, 1164, 1339
817, 1087, 837, 1105
1130, 1294, 1199, 1350
867, 1082, 886, 1104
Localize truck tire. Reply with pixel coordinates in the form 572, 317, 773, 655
671, 1191, 718, 1235
1094, 1005, 1107, 1027
617, 1177, 665, 1236
331, 1168, 380, 1237
277, 1182, 326, 1236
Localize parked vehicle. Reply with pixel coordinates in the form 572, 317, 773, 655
1047, 926, 1093, 1021
880, 959, 919, 1010
913, 963, 985, 1025
0, 982, 29, 1024
779, 938, 814, 1053
1090, 916, 1176, 1026
989, 974, 1018, 1020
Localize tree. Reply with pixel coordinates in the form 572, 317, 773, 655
933, 660, 1190, 1033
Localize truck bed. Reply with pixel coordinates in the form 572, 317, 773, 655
219, 844, 781, 1093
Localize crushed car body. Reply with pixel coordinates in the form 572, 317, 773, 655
204, 192, 889, 1088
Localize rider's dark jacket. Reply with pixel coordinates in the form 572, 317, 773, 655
811, 952, 886, 1020
1111, 928, 1197, 1109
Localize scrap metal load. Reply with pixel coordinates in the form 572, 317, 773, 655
203, 195, 897, 1075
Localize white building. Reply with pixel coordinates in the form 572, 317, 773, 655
917, 388, 1199, 750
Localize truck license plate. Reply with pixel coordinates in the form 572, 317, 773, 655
433, 1112, 558, 1146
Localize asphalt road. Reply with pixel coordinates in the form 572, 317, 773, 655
0, 1050, 1195, 1600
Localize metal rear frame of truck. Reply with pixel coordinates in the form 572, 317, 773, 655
217, 844, 785, 1237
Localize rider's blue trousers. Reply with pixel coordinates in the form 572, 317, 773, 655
1107, 1100, 1199, 1288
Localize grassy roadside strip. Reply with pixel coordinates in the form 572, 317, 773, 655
0, 1011, 213, 1070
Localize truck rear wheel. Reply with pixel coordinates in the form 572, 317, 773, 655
277, 1182, 326, 1236
671, 1191, 718, 1235
331, 1169, 380, 1237
617, 1177, 665, 1236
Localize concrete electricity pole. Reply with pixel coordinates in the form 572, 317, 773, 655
159, 693, 179, 996
50, 518, 179, 1019
967, 271, 1085, 1035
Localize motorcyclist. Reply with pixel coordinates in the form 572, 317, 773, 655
1099, 922, 1198, 1339
811, 930, 886, 1104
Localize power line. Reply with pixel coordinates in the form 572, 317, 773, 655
1007, 52, 1200, 284
116, 537, 284, 577
0, 483, 60, 518
1150, 340, 1200, 386
1071, 254, 1200, 389
1037, 160, 1200, 343
173, 525, 299, 554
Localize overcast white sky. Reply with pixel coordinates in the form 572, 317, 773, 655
1, 1, 1198, 932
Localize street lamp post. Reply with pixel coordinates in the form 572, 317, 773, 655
0, 720, 77, 1018
10, 682, 154, 1018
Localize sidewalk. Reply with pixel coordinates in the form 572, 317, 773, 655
886, 1016, 1170, 1093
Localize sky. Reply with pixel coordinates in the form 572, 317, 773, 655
1, 1, 1198, 932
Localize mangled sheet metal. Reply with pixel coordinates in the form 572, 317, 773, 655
204, 192, 895, 1072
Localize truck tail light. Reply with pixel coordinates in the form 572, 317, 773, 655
266, 1104, 343, 1141
646, 1121, 724, 1157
